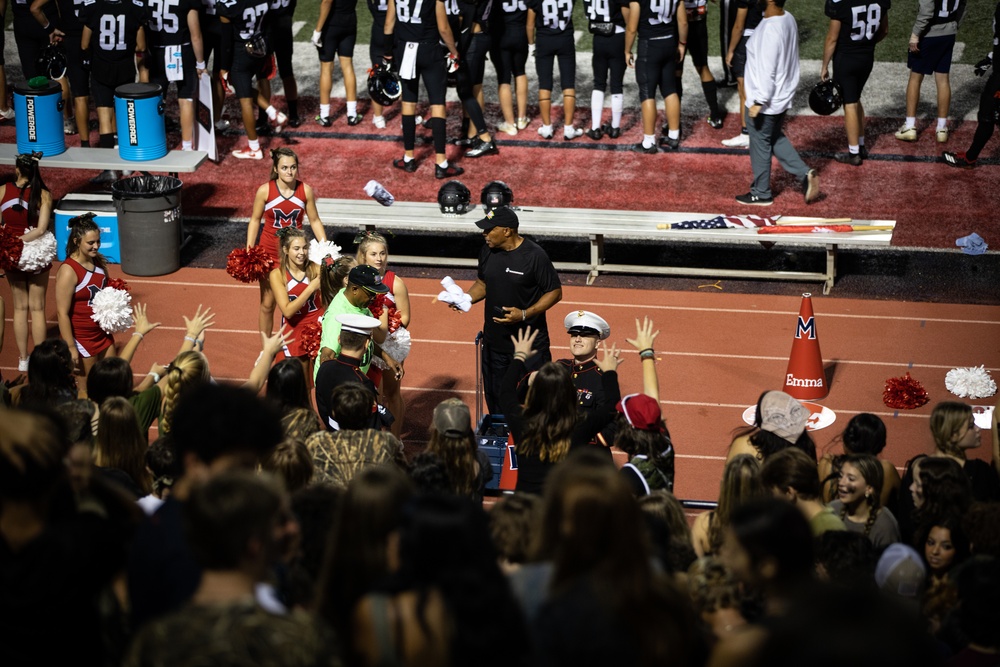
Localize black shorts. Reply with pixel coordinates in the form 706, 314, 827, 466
832, 49, 874, 104
686, 17, 708, 69
907, 34, 956, 75
730, 34, 748, 78
535, 31, 575, 91
147, 44, 198, 99
63, 29, 90, 97
320, 23, 358, 61
490, 23, 529, 84
396, 40, 447, 105
268, 12, 296, 77
13, 24, 47, 80
90, 62, 137, 107
369, 12, 387, 63
230, 46, 271, 99
591, 31, 625, 94
636, 36, 678, 101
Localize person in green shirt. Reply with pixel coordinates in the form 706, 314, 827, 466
316, 265, 388, 379
760, 447, 846, 537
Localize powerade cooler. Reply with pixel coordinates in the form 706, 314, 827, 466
13, 79, 66, 157
114, 83, 168, 161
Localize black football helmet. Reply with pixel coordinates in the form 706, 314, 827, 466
36, 43, 68, 81
438, 180, 471, 215
480, 180, 513, 211
809, 79, 843, 116
368, 62, 402, 107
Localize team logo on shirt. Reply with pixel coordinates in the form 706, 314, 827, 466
272, 209, 302, 228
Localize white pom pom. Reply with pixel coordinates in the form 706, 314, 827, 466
381, 327, 411, 363
309, 239, 342, 266
944, 366, 997, 399
17, 230, 57, 273
90, 287, 134, 334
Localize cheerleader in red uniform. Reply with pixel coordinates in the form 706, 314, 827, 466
268, 227, 324, 374
54, 215, 116, 377
357, 231, 410, 437
1, 153, 54, 371
247, 148, 328, 338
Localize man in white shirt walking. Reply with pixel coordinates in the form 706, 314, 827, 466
736, 0, 819, 206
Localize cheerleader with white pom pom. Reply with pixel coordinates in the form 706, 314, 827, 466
1, 152, 55, 372
268, 227, 327, 374
55, 215, 116, 377
247, 148, 328, 338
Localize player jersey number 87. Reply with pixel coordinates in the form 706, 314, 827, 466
395, 0, 426, 23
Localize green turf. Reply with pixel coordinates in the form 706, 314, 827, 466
292, 0, 993, 65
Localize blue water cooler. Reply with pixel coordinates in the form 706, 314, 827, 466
114, 83, 168, 161
13, 80, 66, 157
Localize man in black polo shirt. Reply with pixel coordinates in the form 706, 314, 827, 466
450, 206, 562, 415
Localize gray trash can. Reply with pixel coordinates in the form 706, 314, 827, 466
111, 175, 183, 276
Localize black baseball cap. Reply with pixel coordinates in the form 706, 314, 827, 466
348, 265, 389, 293
475, 206, 518, 231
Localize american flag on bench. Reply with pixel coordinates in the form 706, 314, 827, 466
670, 215, 779, 229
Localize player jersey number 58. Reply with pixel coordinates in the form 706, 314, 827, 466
850, 3, 881, 41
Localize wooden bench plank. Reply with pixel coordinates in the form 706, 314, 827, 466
0, 145, 207, 173
315, 198, 895, 294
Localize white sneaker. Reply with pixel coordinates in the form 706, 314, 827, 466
232, 146, 263, 160
722, 132, 750, 148
497, 122, 517, 136
516, 116, 530, 130
17, 358, 28, 372
537, 124, 553, 139
936, 127, 949, 143
563, 126, 583, 141
64, 117, 77, 135
215, 119, 231, 131
894, 124, 917, 141
0, 107, 14, 121
373, 115, 386, 129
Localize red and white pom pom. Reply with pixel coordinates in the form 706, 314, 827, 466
105, 276, 131, 292
0, 228, 24, 272
381, 327, 411, 363
17, 229, 56, 273
883, 373, 930, 410
945, 366, 997, 399
226, 246, 275, 283
309, 239, 342, 266
90, 287, 134, 333
299, 320, 323, 360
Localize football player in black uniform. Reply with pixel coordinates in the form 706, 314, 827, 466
489, 0, 530, 135
943, 1, 1000, 168
142, 0, 207, 150
720, 0, 763, 147
676, 0, 722, 129
583, 0, 625, 139
626, 0, 687, 152
821, 0, 889, 166
21, 0, 75, 134
527, 0, 581, 139
80, 0, 148, 158
217, 0, 284, 159
312, 0, 361, 126
266, 0, 300, 126
444, 0, 498, 157
384, 0, 465, 177
31, 0, 93, 138
365, 0, 390, 127
198, 0, 229, 130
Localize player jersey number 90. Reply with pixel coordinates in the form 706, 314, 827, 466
647, 0, 675, 25
541, 0, 571, 30
849, 3, 880, 41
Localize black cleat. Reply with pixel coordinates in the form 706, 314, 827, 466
834, 152, 863, 166
465, 138, 498, 158
586, 127, 604, 140
347, 114, 364, 126
634, 143, 658, 154
707, 115, 724, 129
287, 116, 302, 128
435, 163, 465, 178
659, 136, 680, 150
315, 115, 332, 127
393, 157, 418, 172
605, 124, 621, 139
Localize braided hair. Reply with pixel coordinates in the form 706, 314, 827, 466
13, 151, 47, 216
837, 454, 884, 537
159, 350, 210, 435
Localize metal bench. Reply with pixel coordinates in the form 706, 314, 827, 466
315, 198, 895, 294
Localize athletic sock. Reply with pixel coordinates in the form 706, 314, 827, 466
848, 144, 859, 154
347, 101, 357, 117
248, 138, 260, 151
402, 114, 416, 151
937, 117, 947, 130
905, 116, 916, 129
182, 140, 193, 150
99, 132, 115, 149
642, 134, 655, 149
702, 80, 719, 117
320, 104, 330, 119
667, 129, 680, 140
591, 90, 604, 129
611, 94, 623, 128
432, 116, 446, 155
